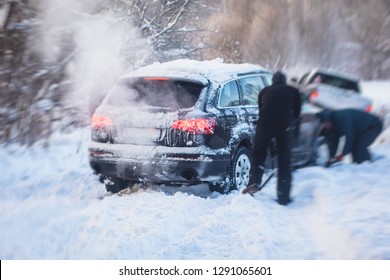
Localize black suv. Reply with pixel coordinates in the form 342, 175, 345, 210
89, 59, 323, 193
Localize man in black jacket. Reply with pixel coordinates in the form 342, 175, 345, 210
242, 71, 301, 206
316, 109, 383, 166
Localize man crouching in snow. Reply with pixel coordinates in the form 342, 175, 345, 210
316, 109, 383, 166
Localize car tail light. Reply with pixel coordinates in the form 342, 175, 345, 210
171, 118, 216, 135
310, 90, 319, 99
365, 105, 373, 112
91, 114, 113, 129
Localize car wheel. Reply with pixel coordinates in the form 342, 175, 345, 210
209, 145, 251, 194
231, 146, 251, 191
103, 176, 129, 193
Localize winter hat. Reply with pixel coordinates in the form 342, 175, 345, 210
316, 110, 332, 122
272, 71, 287, 84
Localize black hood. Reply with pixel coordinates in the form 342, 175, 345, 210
272, 71, 287, 85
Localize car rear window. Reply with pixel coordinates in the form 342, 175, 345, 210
107, 78, 205, 109
308, 73, 360, 92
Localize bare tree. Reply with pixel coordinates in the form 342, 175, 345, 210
2, 0, 389, 145
201, 0, 389, 78
341, 0, 390, 79
201, 0, 256, 63
108, 0, 219, 61
0, 0, 219, 145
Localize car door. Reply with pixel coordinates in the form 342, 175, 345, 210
237, 75, 266, 144
216, 80, 248, 149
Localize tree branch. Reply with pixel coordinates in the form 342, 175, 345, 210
151, 0, 191, 39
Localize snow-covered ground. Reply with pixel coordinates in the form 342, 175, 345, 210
0, 81, 389, 260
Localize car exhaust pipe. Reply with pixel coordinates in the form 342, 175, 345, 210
181, 170, 198, 181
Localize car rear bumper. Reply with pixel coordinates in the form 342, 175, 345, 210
88, 141, 231, 184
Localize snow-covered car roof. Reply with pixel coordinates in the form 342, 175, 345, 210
122, 58, 271, 85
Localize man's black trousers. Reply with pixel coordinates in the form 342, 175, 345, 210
352, 122, 383, 163
249, 123, 293, 203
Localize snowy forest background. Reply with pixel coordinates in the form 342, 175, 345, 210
1, 0, 390, 146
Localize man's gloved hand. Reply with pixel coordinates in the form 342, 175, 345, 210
325, 155, 344, 167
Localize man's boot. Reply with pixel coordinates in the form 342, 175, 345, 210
277, 180, 292, 205
242, 183, 259, 196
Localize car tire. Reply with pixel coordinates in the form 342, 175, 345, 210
209, 145, 251, 194
230, 145, 252, 191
